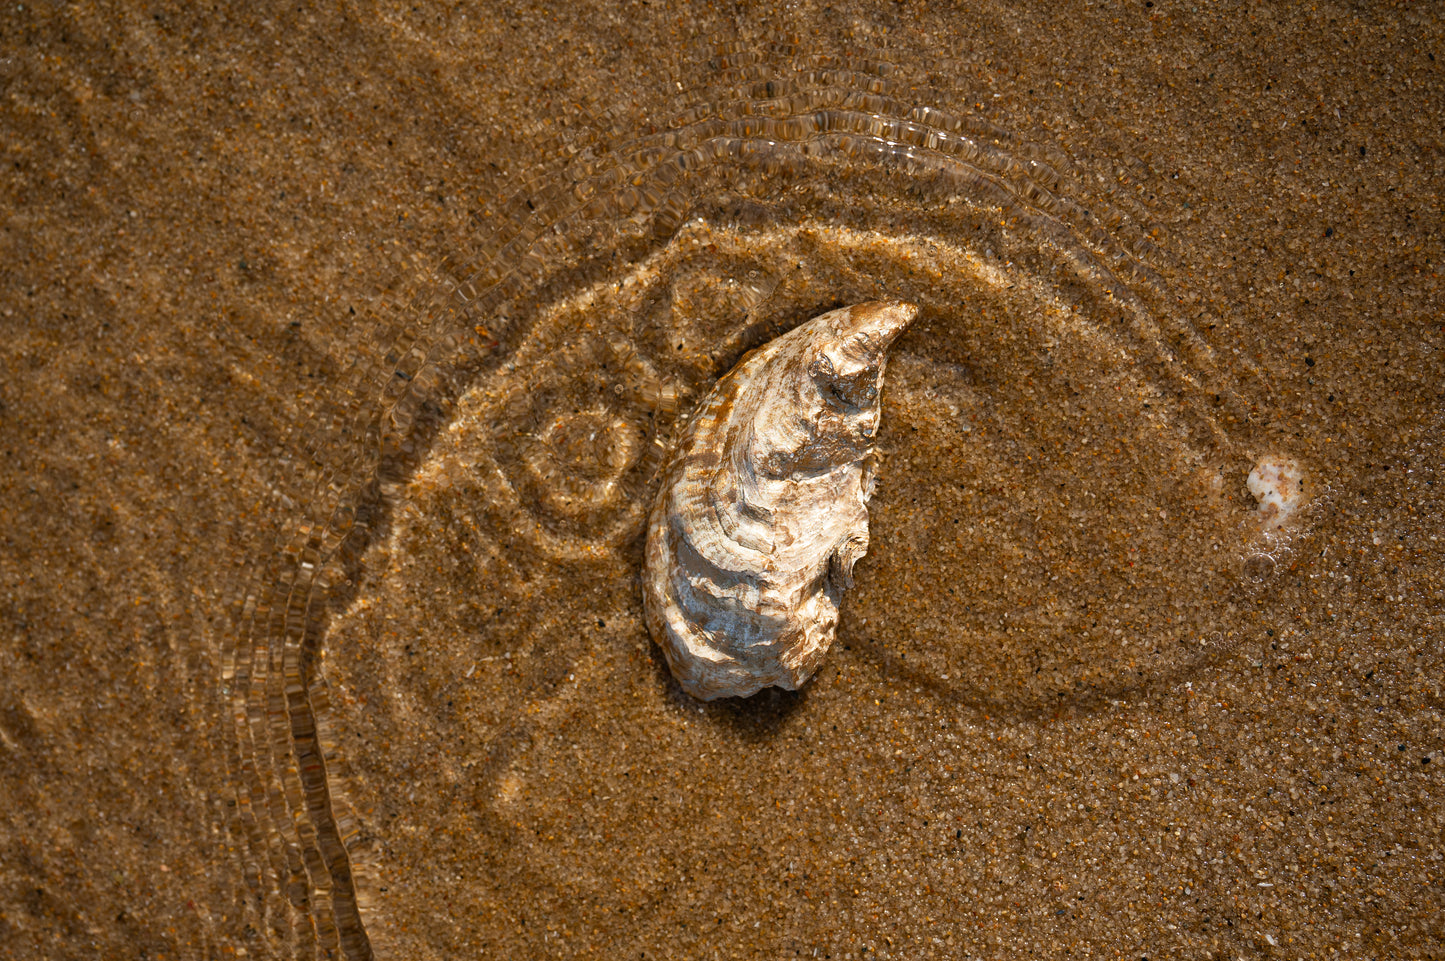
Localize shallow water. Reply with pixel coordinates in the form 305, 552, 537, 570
1, 3, 1441, 959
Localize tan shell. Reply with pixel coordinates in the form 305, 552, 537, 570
642, 300, 918, 700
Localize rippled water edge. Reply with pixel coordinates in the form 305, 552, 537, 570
4, 6, 1441, 959
207, 35, 1311, 958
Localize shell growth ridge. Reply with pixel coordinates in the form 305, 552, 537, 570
642, 300, 917, 700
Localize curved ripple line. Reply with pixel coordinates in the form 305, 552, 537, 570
215, 37, 1228, 960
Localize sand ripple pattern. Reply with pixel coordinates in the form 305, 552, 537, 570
215, 39, 1261, 959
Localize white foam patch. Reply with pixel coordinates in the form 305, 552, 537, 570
1247, 454, 1307, 531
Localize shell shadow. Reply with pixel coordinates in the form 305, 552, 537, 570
643, 634, 808, 741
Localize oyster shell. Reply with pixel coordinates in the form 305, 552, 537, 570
643, 300, 918, 700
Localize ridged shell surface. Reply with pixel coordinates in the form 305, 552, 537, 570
643, 300, 917, 700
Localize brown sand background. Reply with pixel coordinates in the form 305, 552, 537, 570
1, 1, 1441, 959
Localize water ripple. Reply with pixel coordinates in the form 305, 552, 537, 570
217, 37, 1289, 958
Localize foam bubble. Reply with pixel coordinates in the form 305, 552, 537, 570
1247, 454, 1308, 530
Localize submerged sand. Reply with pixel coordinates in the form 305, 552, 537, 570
1, 2, 1441, 958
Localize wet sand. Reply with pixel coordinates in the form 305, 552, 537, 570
1, 2, 1441, 958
